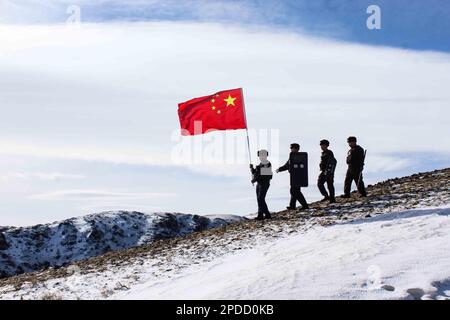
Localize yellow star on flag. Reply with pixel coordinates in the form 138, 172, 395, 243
224, 94, 236, 107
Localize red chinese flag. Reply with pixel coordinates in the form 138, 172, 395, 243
178, 88, 247, 136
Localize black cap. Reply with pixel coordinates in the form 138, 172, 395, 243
320, 139, 330, 146
347, 136, 357, 143
290, 143, 300, 149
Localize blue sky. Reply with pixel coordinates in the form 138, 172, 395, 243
2, 0, 450, 52
0, 1, 449, 226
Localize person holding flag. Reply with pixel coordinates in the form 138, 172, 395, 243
178, 88, 260, 212
250, 149, 273, 220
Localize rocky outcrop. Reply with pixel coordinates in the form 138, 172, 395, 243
0, 233, 9, 250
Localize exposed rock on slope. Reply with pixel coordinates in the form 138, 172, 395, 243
0, 231, 8, 250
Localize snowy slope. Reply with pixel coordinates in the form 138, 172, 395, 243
0, 212, 246, 278
116, 206, 450, 300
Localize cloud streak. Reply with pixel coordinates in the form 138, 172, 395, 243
29, 190, 177, 201
0, 140, 166, 166
0, 0, 269, 25
0, 172, 86, 181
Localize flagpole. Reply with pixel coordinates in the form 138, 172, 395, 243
240, 88, 252, 166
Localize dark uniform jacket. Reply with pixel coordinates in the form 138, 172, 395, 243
251, 162, 273, 184
278, 153, 293, 173
347, 145, 365, 172
320, 150, 337, 176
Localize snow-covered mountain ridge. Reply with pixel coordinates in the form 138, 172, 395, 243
0, 212, 245, 278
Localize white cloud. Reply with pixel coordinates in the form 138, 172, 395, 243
364, 155, 415, 174
0, 140, 167, 166
0, 172, 86, 181
0, 0, 265, 25
29, 189, 177, 201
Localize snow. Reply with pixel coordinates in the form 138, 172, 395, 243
113, 206, 450, 300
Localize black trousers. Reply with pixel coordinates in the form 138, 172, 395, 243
256, 182, 270, 217
344, 169, 367, 196
289, 186, 308, 208
318, 172, 335, 200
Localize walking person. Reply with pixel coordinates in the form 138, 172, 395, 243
276, 143, 309, 211
343, 136, 367, 198
250, 149, 273, 220
317, 139, 337, 204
